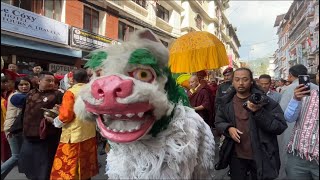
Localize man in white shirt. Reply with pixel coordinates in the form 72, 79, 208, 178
259, 74, 282, 103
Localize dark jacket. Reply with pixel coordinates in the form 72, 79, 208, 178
23, 89, 63, 138
215, 81, 232, 110
214, 87, 287, 180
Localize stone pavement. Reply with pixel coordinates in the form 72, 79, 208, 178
3, 152, 108, 180
3, 141, 230, 180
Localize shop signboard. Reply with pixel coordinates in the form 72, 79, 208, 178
70, 27, 119, 50
49, 63, 76, 74
1, 2, 68, 45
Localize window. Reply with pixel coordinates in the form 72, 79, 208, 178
195, 14, 202, 30
3, 0, 62, 21
132, 0, 147, 9
84, 6, 99, 34
12, 0, 32, 11
118, 21, 135, 41
156, 4, 169, 22
44, 0, 62, 21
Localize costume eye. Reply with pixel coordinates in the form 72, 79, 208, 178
129, 68, 155, 83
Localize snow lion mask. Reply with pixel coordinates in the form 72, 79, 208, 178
75, 29, 188, 143
74, 29, 215, 179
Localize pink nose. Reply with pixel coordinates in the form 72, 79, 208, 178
91, 75, 133, 99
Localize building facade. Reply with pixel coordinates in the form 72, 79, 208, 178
1, 0, 240, 75
274, 0, 319, 79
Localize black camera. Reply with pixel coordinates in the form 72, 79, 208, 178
242, 93, 269, 112
249, 93, 269, 105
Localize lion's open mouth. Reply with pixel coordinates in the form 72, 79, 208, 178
95, 109, 156, 143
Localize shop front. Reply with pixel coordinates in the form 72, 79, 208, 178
1, 2, 82, 75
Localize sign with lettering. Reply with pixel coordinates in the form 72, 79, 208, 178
70, 27, 119, 50
49, 63, 76, 74
1, 2, 68, 44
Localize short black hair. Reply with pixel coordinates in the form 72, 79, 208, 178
259, 74, 271, 81
289, 64, 308, 77
33, 64, 41, 68
73, 68, 89, 83
39, 71, 54, 79
232, 67, 254, 81
15, 77, 32, 90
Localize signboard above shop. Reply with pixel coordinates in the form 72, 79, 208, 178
49, 63, 76, 74
1, 2, 69, 45
70, 26, 119, 50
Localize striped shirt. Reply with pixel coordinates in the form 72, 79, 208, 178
285, 89, 319, 164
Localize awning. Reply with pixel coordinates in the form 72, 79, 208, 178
1, 34, 82, 58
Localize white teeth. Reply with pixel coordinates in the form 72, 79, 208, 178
137, 112, 144, 118
103, 119, 146, 132
126, 113, 135, 118
115, 114, 122, 118
135, 125, 141, 130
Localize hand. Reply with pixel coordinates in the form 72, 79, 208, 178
293, 84, 310, 101
44, 114, 54, 123
245, 101, 262, 112
228, 127, 243, 143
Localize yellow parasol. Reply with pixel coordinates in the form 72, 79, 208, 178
169, 31, 229, 73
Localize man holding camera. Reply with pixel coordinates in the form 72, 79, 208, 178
215, 68, 287, 180
283, 65, 319, 180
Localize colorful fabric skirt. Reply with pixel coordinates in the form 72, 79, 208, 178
50, 137, 99, 180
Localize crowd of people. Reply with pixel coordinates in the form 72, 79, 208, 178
1, 54, 319, 180
185, 64, 319, 180
1, 58, 100, 180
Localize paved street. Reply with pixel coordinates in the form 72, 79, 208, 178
3, 153, 108, 180
3, 142, 230, 180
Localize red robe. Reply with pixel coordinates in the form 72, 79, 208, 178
188, 84, 215, 128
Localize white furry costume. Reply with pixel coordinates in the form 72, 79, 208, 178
74, 29, 215, 179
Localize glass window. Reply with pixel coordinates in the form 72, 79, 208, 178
118, 21, 134, 41
1, 0, 12, 5
132, 0, 146, 9
44, 0, 54, 19
83, 6, 99, 34
54, 0, 62, 21
156, 4, 169, 22
13, 0, 32, 11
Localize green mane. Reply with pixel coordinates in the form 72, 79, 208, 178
148, 67, 190, 137
84, 51, 108, 70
